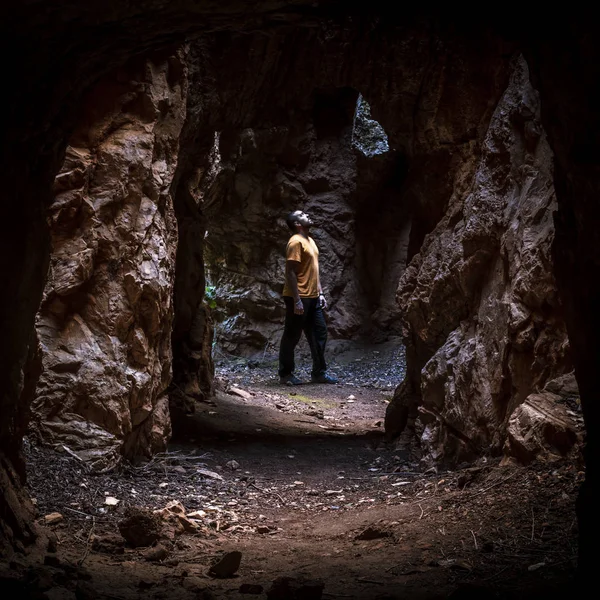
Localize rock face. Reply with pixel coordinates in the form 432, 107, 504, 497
201, 98, 404, 354
30, 49, 188, 468
386, 57, 576, 465
172, 26, 514, 357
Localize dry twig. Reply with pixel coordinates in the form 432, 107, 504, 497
77, 516, 95, 567
470, 529, 478, 550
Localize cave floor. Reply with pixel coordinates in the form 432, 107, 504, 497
24, 341, 580, 599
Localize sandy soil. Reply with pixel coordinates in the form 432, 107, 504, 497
22, 341, 581, 599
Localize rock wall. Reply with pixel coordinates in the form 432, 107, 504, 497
171, 25, 514, 358
522, 21, 600, 579
201, 95, 406, 355
30, 49, 188, 470
386, 57, 578, 465
169, 50, 218, 418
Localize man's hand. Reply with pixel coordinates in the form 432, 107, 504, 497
294, 298, 304, 315
319, 293, 327, 309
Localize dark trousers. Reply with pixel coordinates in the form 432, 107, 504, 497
278, 296, 327, 378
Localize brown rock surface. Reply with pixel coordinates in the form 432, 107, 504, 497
171, 26, 513, 358
118, 507, 163, 548
387, 57, 574, 464
154, 500, 198, 536
209, 550, 242, 578
505, 391, 581, 464
30, 49, 188, 468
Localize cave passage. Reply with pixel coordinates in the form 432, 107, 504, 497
3, 7, 594, 598
168, 85, 410, 452
199, 87, 409, 361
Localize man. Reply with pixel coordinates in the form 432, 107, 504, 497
278, 210, 338, 385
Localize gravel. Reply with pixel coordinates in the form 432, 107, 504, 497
214, 336, 407, 391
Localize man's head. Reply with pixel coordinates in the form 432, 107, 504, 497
286, 210, 313, 232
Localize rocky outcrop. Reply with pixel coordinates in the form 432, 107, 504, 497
387, 57, 575, 465
30, 49, 188, 469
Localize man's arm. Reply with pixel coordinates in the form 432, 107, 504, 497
285, 260, 304, 315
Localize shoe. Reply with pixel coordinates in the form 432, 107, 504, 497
280, 374, 303, 386
311, 374, 338, 384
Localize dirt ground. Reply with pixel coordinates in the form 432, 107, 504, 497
22, 340, 582, 599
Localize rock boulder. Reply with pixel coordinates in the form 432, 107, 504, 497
387, 57, 575, 464
31, 49, 188, 467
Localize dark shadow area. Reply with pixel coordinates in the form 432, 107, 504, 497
170, 388, 393, 483
313, 87, 359, 139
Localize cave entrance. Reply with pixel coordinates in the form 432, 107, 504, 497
19, 34, 582, 598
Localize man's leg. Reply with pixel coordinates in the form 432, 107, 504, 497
303, 298, 328, 379
278, 296, 304, 378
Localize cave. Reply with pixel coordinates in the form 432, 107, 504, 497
1, 4, 599, 599
199, 86, 405, 356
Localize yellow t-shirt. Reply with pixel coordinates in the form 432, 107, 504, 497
282, 234, 320, 298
